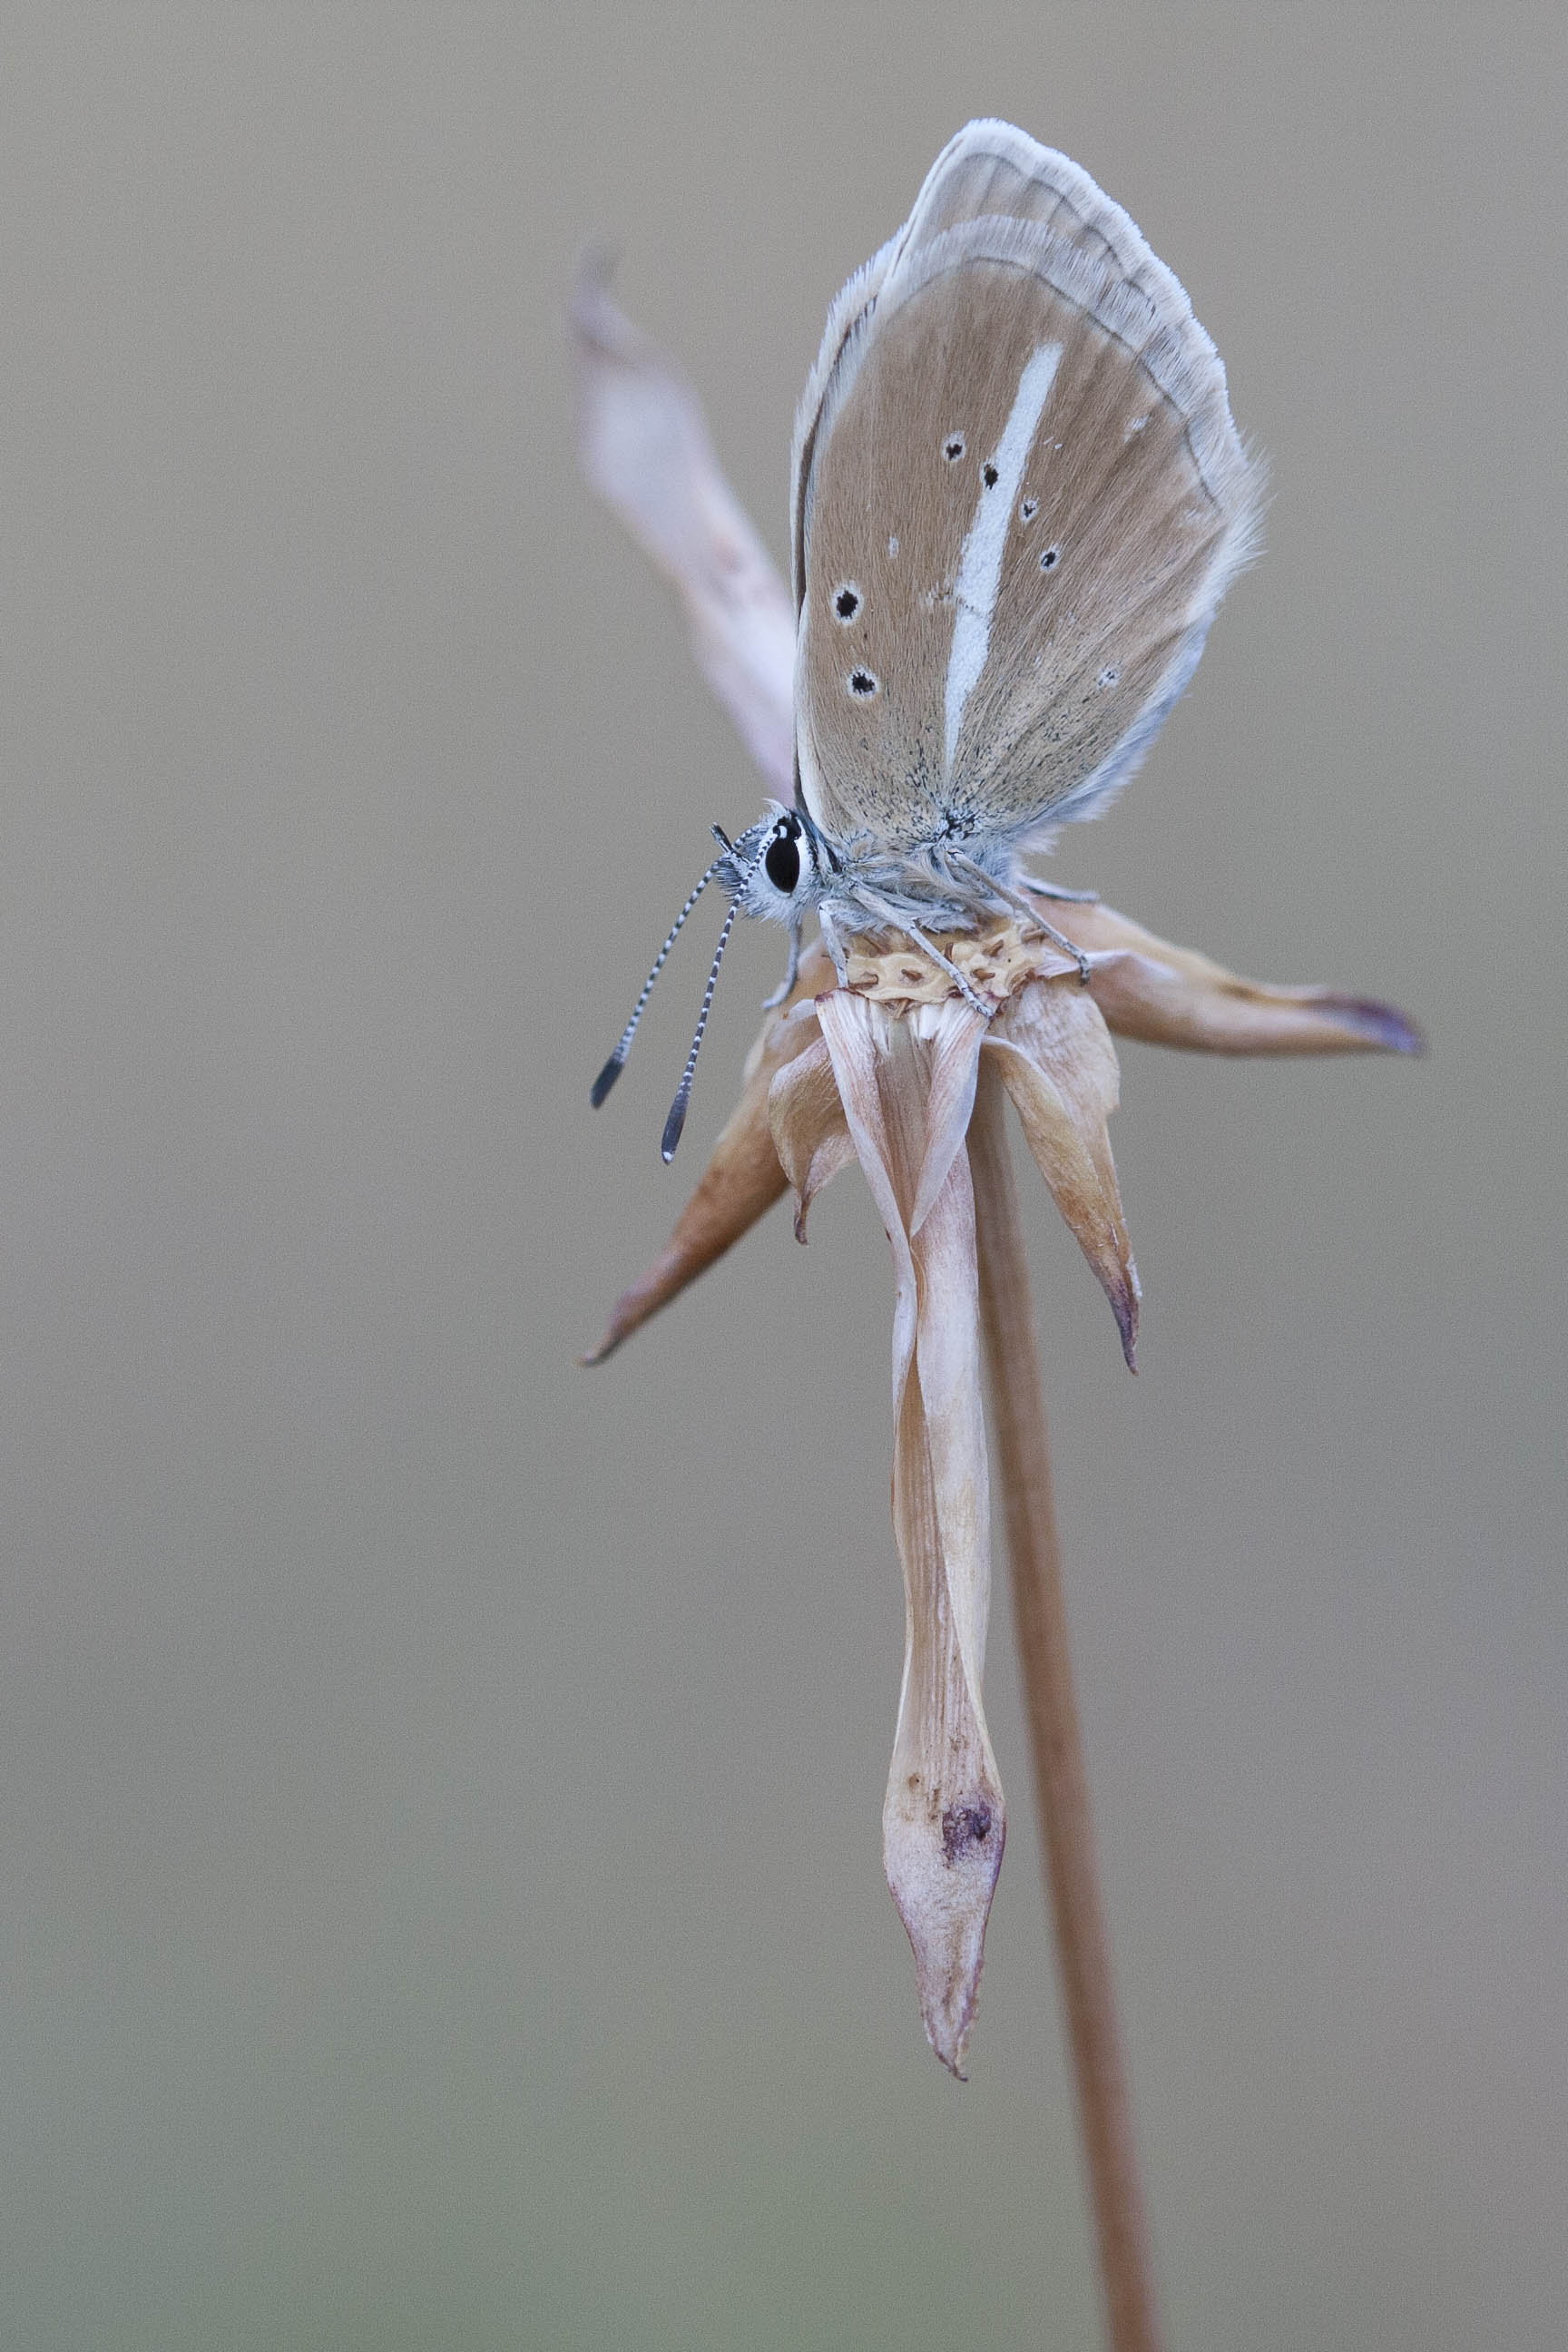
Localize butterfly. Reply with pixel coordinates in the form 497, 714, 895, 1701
593, 119, 1263, 1157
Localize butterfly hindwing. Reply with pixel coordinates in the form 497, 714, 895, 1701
792, 122, 1262, 856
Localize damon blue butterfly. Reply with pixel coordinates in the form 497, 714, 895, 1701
593, 120, 1262, 1156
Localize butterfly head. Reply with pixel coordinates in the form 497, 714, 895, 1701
590, 801, 840, 1155
716, 803, 836, 926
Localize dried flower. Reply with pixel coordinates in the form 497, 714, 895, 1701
573, 275, 1419, 2076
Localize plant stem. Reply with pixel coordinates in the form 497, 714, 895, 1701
969, 1062, 1163, 2352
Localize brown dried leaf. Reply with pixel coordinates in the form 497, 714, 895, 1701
984, 980, 1140, 1368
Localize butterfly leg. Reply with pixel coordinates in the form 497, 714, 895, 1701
850, 887, 996, 1018
949, 855, 1093, 986
816, 902, 852, 989
1016, 872, 1100, 904
760, 918, 802, 1010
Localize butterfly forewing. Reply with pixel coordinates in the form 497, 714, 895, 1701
793, 124, 1262, 856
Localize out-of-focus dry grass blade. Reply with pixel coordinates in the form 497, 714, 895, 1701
571, 260, 796, 795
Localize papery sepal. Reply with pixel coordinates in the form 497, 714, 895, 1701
985, 979, 1141, 1369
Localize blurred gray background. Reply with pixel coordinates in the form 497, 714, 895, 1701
1, 6, 1563, 2347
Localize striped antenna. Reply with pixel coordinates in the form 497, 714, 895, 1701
590, 854, 726, 1109
661, 893, 742, 1161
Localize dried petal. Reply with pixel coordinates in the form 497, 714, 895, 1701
1034, 897, 1425, 1058
818, 995, 1003, 2074
767, 1035, 855, 1241
583, 956, 833, 1362
911, 1004, 989, 1234
572, 265, 796, 793
984, 980, 1140, 1368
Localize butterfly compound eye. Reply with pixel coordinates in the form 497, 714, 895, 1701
764, 828, 801, 894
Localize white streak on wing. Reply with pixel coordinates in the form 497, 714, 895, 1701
943, 340, 1062, 776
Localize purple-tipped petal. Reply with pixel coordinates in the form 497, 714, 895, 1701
1022, 896, 1424, 1060
1297, 993, 1426, 1056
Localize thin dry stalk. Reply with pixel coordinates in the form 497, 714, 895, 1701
970, 1061, 1163, 2352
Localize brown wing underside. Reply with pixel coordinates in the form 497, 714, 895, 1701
798, 260, 1225, 846
792, 126, 1259, 854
